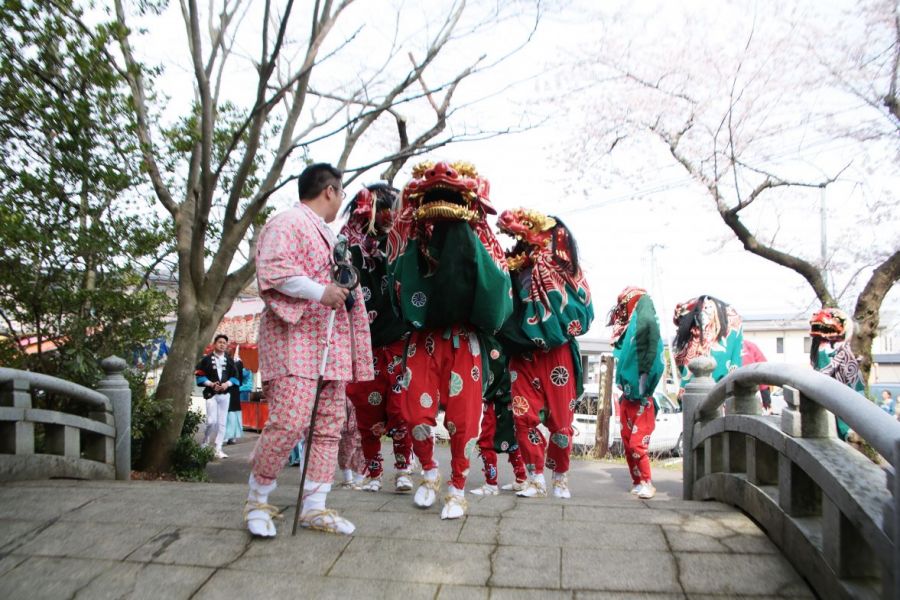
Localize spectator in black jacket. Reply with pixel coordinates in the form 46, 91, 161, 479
195, 334, 240, 459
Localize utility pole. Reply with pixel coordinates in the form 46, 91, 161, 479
820, 186, 831, 296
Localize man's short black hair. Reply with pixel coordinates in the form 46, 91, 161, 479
297, 162, 343, 201
214, 334, 229, 343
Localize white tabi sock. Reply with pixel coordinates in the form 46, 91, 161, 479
532, 472, 547, 487
245, 474, 279, 537
423, 468, 439, 482
552, 471, 566, 482
342, 468, 354, 484
248, 474, 277, 504
448, 485, 464, 497
301, 480, 332, 515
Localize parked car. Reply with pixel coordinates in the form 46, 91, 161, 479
572, 391, 683, 457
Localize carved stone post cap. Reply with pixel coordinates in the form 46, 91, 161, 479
100, 356, 127, 375
687, 356, 717, 378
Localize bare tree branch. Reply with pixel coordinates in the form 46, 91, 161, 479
112, 0, 178, 216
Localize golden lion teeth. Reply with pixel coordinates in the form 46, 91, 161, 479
414, 201, 477, 222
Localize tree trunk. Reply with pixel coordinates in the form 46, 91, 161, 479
139, 298, 202, 472
851, 250, 900, 387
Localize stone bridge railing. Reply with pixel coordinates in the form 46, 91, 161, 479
0, 356, 131, 481
682, 357, 900, 600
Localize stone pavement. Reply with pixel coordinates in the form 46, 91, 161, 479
0, 443, 815, 599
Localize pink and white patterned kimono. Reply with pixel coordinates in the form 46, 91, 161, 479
251, 202, 374, 486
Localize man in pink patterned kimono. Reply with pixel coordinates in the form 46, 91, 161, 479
243, 163, 374, 537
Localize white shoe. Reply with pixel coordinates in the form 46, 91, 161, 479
243, 501, 280, 538
630, 483, 642, 495
360, 477, 382, 492
552, 476, 571, 499
440, 492, 468, 520
469, 484, 499, 496
394, 472, 413, 492
215, 449, 228, 459
516, 480, 547, 498
501, 481, 527, 492
637, 482, 656, 499
299, 509, 356, 535
414, 474, 441, 508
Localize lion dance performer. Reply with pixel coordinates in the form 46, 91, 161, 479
495, 208, 594, 499
608, 286, 665, 499
387, 160, 512, 519
340, 183, 415, 492
469, 335, 528, 496
809, 307, 864, 440
672, 295, 743, 393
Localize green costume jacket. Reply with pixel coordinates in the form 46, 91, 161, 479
678, 328, 744, 388
498, 265, 593, 399
613, 295, 665, 405
349, 239, 407, 349
389, 221, 512, 334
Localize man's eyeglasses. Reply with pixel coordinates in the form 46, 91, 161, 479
329, 184, 346, 200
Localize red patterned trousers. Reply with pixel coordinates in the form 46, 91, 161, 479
402, 328, 483, 490
477, 401, 526, 485
337, 399, 366, 474
346, 340, 412, 478
619, 399, 656, 483
511, 344, 577, 475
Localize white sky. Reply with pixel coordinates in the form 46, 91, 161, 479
124, 0, 900, 341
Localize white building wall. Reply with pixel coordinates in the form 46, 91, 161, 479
742, 329, 811, 367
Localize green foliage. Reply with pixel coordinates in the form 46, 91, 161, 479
0, 0, 173, 385
171, 409, 214, 481
127, 367, 173, 468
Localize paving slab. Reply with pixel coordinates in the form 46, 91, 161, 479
193, 569, 437, 600
126, 526, 250, 568
329, 536, 493, 585
436, 584, 491, 600
12, 520, 165, 561
490, 545, 561, 589
562, 548, 682, 593
0, 519, 46, 550
499, 518, 669, 551
227, 533, 349, 575
0, 556, 111, 600
0, 486, 108, 521
492, 588, 574, 600
72, 562, 214, 600
456, 515, 499, 544
676, 553, 814, 597
342, 507, 465, 542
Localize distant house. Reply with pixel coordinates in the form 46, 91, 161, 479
741, 314, 812, 367
872, 353, 900, 385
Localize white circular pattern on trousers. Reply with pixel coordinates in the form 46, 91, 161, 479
449, 371, 463, 397
362, 286, 372, 302
550, 366, 570, 386
368, 391, 383, 406
411, 291, 427, 307
420, 392, 433, 408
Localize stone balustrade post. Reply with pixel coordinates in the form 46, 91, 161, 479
682, 356, 716, 500
96, 356, 131, 480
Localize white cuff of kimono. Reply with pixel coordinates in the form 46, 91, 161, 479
275, 276, 325, 302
